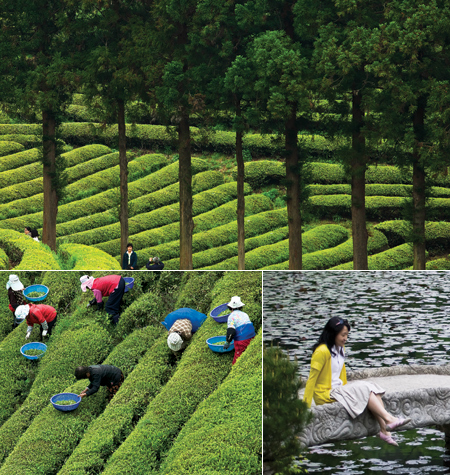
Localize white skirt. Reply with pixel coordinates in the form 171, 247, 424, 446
330, 380, 385, 419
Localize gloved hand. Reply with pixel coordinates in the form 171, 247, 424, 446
25, 332, 31, 339
42, 330, 48, 337
87, 298, 97, 308
96, 301, 104, 311
223, 341, 230, 350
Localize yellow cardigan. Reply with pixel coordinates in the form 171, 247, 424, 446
303, 343, 347, 408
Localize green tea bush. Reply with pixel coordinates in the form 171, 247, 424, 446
134, 208, 288, 263
0, 380, 107, 475
0, 247, 7, 269
0, 157, 207, 232
0, 323, 112, 464
0, 135, 41, 147
200, 224, 349, 270
0, 146, 35, 173
97, 194, 272, 256
309, 183, 450, 198
330, 243, 418, 270
425, 257, 450, 270
101, 272, 261, 475
232, 160, 285, 189
0, 229, 60, 270
166, 226, 290, 270
60, 181, 247, 246
263, 229, 388, 270
57, 243, 121, 270
0, 141, 24, 157
41, 271, 81, 311
115, 291, 175, 340
58, 334, 174, 475
375, 220, 450, 255
160, 330, 262, 475
175, 272, 224, 314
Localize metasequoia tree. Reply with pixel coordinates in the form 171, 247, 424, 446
0, 0, 80, 250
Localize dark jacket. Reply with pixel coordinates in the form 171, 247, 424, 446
146, 261, 165, 270
122, 251, 138, 270
8, 287, 25, 310
85, 364, 123, 396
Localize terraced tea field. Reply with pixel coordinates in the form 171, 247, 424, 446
0, 110, 448, 269
0, 271, 262, 475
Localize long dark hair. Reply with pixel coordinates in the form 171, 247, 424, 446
312, 317, 350, 356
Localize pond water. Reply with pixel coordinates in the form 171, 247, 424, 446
263, 271, 450, 474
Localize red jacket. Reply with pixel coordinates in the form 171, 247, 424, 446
26, 304, 57, 326
92, 275, 121, 302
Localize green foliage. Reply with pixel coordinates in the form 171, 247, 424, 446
160, 330, 262, 475
97, 194, 271, 256
135, 208, 288, 263
41, 271, 80, 311
0, 247, 7, 269
0, 229, 60, 270
331, 243, 420, 271
57, 243, 121, 270
0, 323, 112, 465
263, 346, 311, 475
201, 224, 349, 270
175, 272, 224, 314
58, 334, 174, 475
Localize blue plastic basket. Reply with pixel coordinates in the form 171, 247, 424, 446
209, 303, 230, 324
20, 342, 47, 360
50, 393, 81, 412
123, 277, 134, 293
206, 336, 234, 353
24, 284, 49, 302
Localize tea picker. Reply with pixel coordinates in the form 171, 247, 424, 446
15, 303, 57, 341
161, 308, 207, 353
80, 274, 126, 325
75, 364, 124, 401
6, 275, 25, 329
223, 296, 255, 365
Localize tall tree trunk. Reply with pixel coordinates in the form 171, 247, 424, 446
42, 109, 58, 251
118, 99, 129, 259
351, 88, 368, 270
236, 97, 245, 270
285, 104, 302, 269
179, 108, 193, 270
412, 97, 426, 270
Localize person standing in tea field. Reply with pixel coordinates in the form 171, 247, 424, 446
15, 303, 57, 340
223, 296, 256, 364
122, 243, 138, 270
80, 274, 126, 325
75, 364, 124, 401
6, 274, 25, 329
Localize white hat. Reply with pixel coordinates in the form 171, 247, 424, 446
167, 333, 183, 351
80, 275, 94, 292
6, 275, 24, 291
15, 305, 29, 321
227, 296, 245, 309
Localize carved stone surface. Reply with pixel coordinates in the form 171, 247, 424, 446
298, 365, 450, 447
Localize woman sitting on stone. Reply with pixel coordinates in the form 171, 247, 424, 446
303, 317, 411, 446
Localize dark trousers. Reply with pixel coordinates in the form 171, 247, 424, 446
105, 278, 125, 322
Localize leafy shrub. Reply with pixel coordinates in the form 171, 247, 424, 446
97, 194, 271, 256
175, 272, 224, 314
134, 208, 288, 263
0, 247, 7, 270
200, 224, 349, 270
100, 271, 261, 475
57, 243, 121, 270
58, 334, 174, 475
160, 330, 262, 475
0, 323, 112, 465
58, 181, 245, 247
232, 160, 285, 189
330, 243, 419, 270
